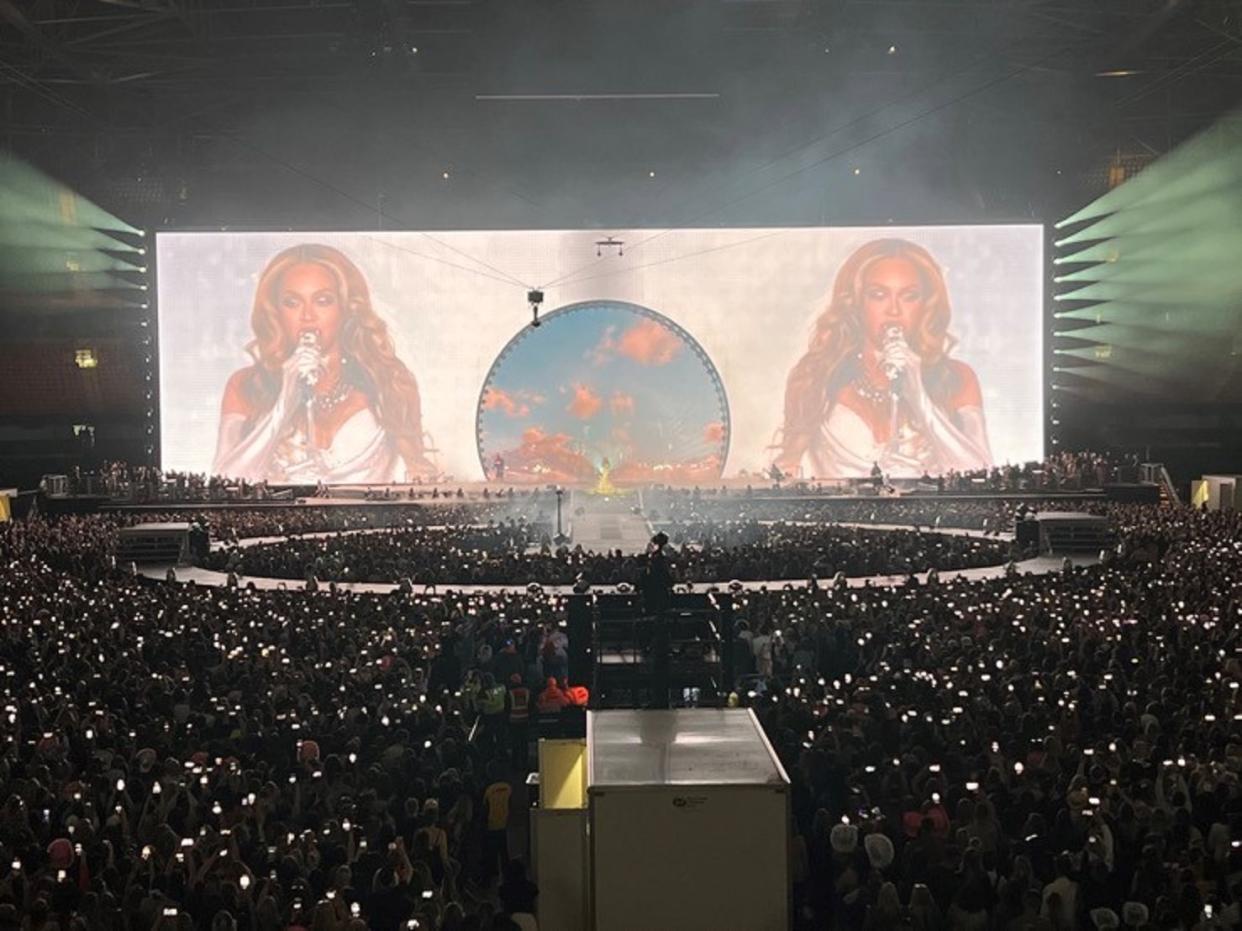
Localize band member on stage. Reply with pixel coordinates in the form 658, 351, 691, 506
773, 238, 992, 479
212, 243, 436, 483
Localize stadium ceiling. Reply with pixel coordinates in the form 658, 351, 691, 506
1, 0, 1240, 226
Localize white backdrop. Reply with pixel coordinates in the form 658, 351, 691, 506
157, 225, 1044, 480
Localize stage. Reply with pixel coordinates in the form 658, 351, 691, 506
106, 480, 1110, 514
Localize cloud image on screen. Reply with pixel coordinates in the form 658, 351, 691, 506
476, 301, 730, 484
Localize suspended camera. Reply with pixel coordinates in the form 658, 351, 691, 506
528, 289, 544, 328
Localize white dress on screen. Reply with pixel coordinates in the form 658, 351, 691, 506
804, 399, 990, 479
215, 405, 403, 484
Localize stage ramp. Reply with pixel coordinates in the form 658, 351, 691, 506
568, 491, 653, 554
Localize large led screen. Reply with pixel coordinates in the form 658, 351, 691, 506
157, 226, 1043, 483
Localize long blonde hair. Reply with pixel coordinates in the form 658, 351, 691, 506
239, 243, 434, 477
776, 238, 957, 465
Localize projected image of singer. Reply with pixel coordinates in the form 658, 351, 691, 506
212, 243, 436, 483
774, 238, 992, 478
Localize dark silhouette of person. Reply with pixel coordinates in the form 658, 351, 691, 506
640, 532, 673, 708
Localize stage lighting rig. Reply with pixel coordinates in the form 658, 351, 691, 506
528, 289, 544, 327
595, 236, 624, 257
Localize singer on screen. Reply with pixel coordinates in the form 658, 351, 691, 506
212, 243, 436, 483
773, 238, 992, 479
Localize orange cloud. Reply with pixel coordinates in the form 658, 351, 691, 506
615, 318, 682, 366
610, 391, 635, 415
567, 383, 603, 420
703, 421, 726, 444
503, 427, 596, 483
481, 387, 530, 418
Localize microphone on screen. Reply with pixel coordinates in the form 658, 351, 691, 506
882, 325, 905, 386
299, 331, 321, 388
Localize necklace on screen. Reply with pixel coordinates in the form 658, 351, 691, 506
312, 377, 353, 413
852, 379, 892, 406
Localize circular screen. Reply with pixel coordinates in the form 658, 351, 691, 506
476, 301, 730, 485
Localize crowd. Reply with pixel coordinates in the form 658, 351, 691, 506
0, 516, 567, 931
644, 487, 1117, 533
124, 505, 528, 548
60, 463, 275, 504
205, 524, 544, 585
651, 497, 1055, 533
688, 451, 1140, 497
61, 460, 551, 506
732, 505, 1242, 930
4, 490, 1241, 929
927, 451, 1136, 495
210, 521, 1014, 586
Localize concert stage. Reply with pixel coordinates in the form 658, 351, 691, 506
107, 480, 1110, 515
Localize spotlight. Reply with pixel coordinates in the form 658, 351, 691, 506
887, 44, 897, 55
852, 167, 861, 176
441, 171, 450, 180
648, 170, 656, 179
